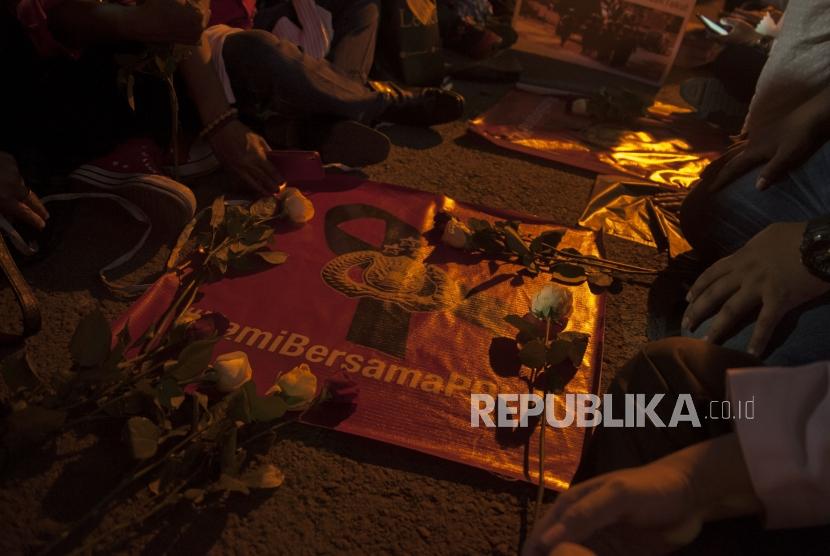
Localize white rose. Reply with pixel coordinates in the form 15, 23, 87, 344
213, 351, 253, 392
270, 363, 318, 408
531, 284, 573, 322
280, 187, 315, 224
441, 218, 472, 249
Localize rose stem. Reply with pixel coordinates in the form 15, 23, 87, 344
534, 317, 552, 525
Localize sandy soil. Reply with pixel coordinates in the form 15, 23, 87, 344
0, 79, 671, 555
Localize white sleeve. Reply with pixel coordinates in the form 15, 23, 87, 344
727, 361, 830, 528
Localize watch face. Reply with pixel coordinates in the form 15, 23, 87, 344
803, 221, 830, 280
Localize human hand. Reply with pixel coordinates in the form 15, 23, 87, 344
683, 222, 830, 356
135, 0, 210, 44
0, 152, 49, 231
208, 121, 285, 195
717, 17, 761, 46
523, 436, 760, 556
522, 459, 701, 556
705, 90, 830, 193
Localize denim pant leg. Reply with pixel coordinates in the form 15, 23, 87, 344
222, 30, 386, 125
695, 140, 830, 259
683, 140, 830, 364
687, 294, 830, 365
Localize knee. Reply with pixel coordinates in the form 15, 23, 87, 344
639, 337, 705, 369
347, 0, 381, 26
354, 0, 381, 16
364, 0, 381, 21
224, 29, 301, 68
611, 338, 699, 394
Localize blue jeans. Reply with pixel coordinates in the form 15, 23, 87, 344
679, 140, 830, 365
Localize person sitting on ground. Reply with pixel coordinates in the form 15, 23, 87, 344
679, 5, 782, 132
678, 0, 830, 364
524, 337, 830, 556
3, 0, 213, 231
195, 0, 465, 169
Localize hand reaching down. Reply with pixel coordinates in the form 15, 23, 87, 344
208, 121, 285, 196
683, 222, 830, 356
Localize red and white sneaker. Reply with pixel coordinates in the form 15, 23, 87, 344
70, 138, 197, 234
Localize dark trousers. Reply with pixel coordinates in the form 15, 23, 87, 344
254, 0, 381, 83
572, 338, 830, 555
224, 0, 386, 145
1, 13, 179, 187
223, 29, 385, 126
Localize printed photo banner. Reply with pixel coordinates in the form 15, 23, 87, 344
470, 89, 728, 188
116, 175, 606, 489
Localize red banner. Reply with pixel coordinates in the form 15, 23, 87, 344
117, 175, 606, 489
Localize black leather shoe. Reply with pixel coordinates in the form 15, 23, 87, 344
315, 120, 390, 167
370, 81, 465, 126
265, 117, 390, 167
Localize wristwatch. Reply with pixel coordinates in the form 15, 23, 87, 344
800, 216, 830, 282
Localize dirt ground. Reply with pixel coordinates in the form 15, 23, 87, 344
0, 78, 674, 555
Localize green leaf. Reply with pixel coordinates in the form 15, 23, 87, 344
220, 427, 243, 476
156, 377, 185, 409
504, 314, 541, 339
561, 331, 590, 367
70, 311, 112, 367
257, 251, 288, 265
242, 381, 289, 422
467, 218, 492, 232
167, 338, 218, 381
124, 416, 160, 460
545, 366, 569, 393
210, 196, 226, 231
469, 230, 504, 255
230, 240, 268, 257
546, 340, 572, 366
225, 206, 248, 236
502, 226, 532, 259
0, 350, 41, 393
519, 340, 548, 369
550, 263, 588, 285
530, 230, 565, 253
250, 196, 278, 219
229, 387, 253, 424
241, 225, 275, 244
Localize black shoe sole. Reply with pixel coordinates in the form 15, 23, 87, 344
319, 120, 390, 167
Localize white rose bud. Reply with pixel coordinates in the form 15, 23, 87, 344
280, 187, 315, 224
442, 218, 472, 249
213, 351, 253, 392
531, 284, 574, 322
272, 363, 318, 408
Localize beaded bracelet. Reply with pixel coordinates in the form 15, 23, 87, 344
199, 107, 239, 139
